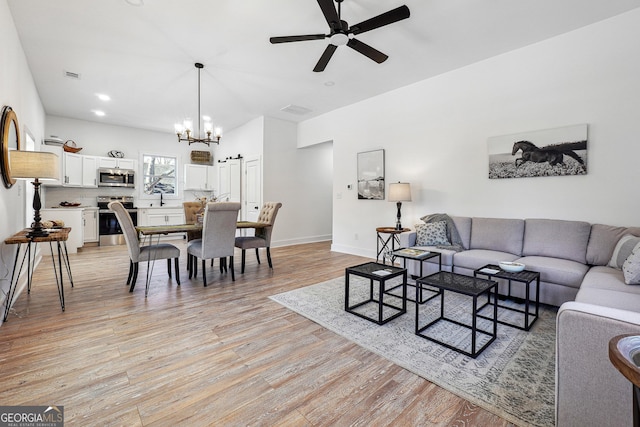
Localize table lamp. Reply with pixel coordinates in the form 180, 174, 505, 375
9, 150, 59, 238
388, 182, 411, 230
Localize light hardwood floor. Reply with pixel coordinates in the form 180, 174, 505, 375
0, 241, 515, 426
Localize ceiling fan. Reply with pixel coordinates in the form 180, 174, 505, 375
270, 0, 410, 72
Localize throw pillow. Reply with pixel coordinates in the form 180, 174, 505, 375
608, 235, 640, 269
622, 242, 640, 284
415, 221, 450, 246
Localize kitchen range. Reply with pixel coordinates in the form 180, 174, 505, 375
97, 195, 137, 246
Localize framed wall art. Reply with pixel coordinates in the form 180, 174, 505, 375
357, 149, 385, 200
488, 124, 587, 179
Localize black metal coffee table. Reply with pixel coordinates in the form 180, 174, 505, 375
473, 264, 540, 331
345, 262, 407, 325
416, 271, 497, 358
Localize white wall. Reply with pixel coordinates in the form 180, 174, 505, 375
299, 8, 640, 258
264, 117, 333, 246
0, 0, 46, 319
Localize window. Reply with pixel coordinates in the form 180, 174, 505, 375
141, 153, 178, 197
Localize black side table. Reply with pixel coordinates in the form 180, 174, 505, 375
390, 247, 442, 303
376, 227, 409, 265
416, 271, 497, 358
473, 264, 540, 331
345, 262, 407, 325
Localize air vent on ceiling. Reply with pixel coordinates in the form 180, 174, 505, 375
64, 70, 81, 80
280, 104, 312, 115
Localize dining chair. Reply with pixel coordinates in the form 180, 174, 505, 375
187, 202, 241, 286
108, 201, 181, 296
235, 202, 282, 274
182, 201, 204, 241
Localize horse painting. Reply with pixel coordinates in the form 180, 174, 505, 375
512, 140, 564, 167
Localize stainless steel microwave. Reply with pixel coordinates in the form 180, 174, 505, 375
98, 168, 135, 188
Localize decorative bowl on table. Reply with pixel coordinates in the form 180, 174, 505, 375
59, 201, 81, 207
499, 261, 525, 273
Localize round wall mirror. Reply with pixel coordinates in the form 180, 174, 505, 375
1, 106, 21, 189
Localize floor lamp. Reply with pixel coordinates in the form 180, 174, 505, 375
9, 150, 59, 238
388, 182, 412, 230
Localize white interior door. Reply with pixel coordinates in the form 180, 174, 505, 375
244, 157, 262, 222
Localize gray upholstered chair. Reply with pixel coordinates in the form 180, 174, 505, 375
187, 202, 241, 286
108, 201, 181, 296
235, 202, 282, 273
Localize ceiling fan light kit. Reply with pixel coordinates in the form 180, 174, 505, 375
270, 0, 410, 72
175, 62, 222, 145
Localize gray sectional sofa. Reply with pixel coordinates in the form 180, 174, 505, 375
399, 215, 640, 427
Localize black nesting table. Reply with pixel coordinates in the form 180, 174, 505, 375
390, 247, 442, 303
345, 262, 407, 325
416, 271, 497, 358
473, 264, 540, 331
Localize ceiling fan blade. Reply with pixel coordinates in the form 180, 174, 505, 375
317, 0, 340, 29
313, 44, 338, 72
347, 38, 388, 63
350, 5, 410, 35
270, 34, 326, 44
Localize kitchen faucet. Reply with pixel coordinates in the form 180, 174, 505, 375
160, 193, 165, 206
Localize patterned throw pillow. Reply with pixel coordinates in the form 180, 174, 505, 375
415, 221, 450, 246
622, 242, 640, 285
609, 235, 640, 269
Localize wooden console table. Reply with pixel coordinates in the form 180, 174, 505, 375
3, 227, 74, 321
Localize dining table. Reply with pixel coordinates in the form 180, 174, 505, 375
135, 221, 268, 237
134, 221, 269, 283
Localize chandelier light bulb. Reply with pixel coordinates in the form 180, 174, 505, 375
183, 119, 193, 133
204, 121, 213, 133
174, 123, 184, 135
214, 127, 222, 139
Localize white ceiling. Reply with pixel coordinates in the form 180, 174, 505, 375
7, 0, 640, 137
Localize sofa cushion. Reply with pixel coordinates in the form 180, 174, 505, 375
622, 244, 640, 285
470, 217, 525, 255
451, 216, 472, 250
575, 288, 640, 311
586, 224, 630, 266
580, 266, 637, 292
523, 219, 591, 264
609, 235, 640, 269
453, 249, 519, 271
516, 255, 589, 288
415, 221, 450, 246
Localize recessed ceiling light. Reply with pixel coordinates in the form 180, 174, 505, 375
124, 0, 144, 6
96, 93, 111, 102
92, 110, 106, 117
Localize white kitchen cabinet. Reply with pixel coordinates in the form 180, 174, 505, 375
82, 208, 99, 243
40, 208, 84, 254
82, 156, 98, 187
98, 157, 137, 170
63, 152, 83, 186
40, 146, 99, 188
138, 207, 185, 240
184, 164, 215, 191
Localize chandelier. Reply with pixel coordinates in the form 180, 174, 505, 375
175, 62, 222, 145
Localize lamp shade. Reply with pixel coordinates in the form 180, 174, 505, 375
388, 182, 411, 202
9, 150, 59, 180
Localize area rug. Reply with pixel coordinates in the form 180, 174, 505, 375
270, 276, 556, 427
